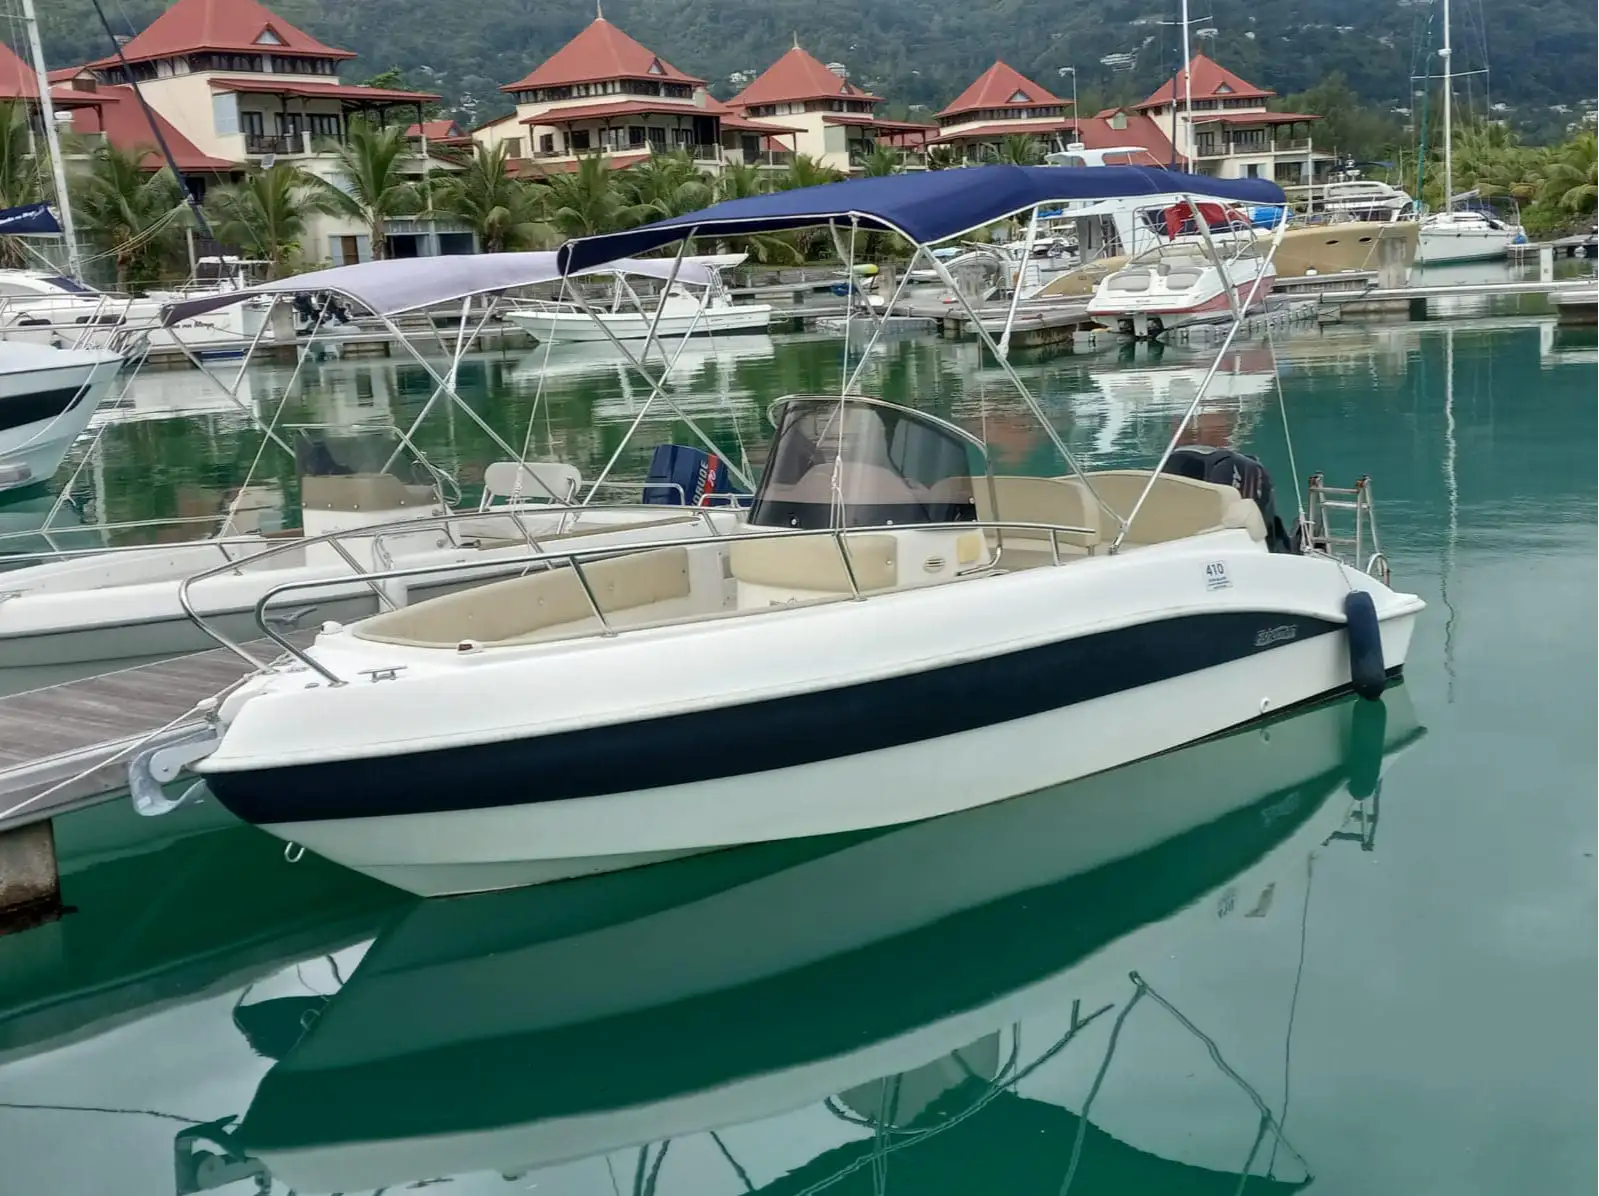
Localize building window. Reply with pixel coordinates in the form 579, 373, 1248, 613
647, 126, 667, 149
240, 110, 264, 136
308, 113, 342, 140
570, 129, 591, 151
537, 134, 552, 155
1246, 163, 1260, 177
628, 125, 647, 148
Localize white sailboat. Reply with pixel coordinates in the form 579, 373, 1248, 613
1415, 0, 1525, 265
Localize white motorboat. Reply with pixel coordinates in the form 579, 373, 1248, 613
1, 253, 757, 695
1087, 238, 1277, 339
213, 688, 1422, 1194
174, 167, 1422, 898
0, 269, 267, 357
504, 253, 772, 343
1416, 207, 1524, 265
0, 340, 121, 495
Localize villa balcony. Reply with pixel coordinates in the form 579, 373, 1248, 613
1193, 137, 1331, 160
245, 133, 306, 157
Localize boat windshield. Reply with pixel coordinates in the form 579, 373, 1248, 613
747, 397, 980, 530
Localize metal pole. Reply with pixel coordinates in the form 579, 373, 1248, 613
1439, 0, 1454, 212
997, 204, 1043, 358
20, 0, 81, 279
1180, 0, 1195, 171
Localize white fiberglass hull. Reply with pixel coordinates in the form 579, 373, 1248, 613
506, 303, 773, 343
1415, 221, 1520, 265
197, 533, 1423, 896
240, 688, 1421, 1194
0, 298, 265, 356
0, 345, 121, 494
1086, 261, 1276, 337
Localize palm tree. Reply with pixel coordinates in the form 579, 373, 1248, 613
69, 143, 189, 291
779, 154, 844, 191
857, 144, 902, 177
715, 162, 767, 203
1538, 132, 1597, 219
312, 119, 424, 260
432, 142, 553, 253
925, 146, 961, 171
539, 154, 655, 238
623, 148, 713, 219
204, 164, 329, 277
0, 101, 44, 267
992, 135, 1046, 166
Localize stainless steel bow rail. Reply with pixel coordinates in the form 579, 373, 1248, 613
180, 516, 1096, 687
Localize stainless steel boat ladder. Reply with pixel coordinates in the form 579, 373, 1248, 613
1300, 473, 1390, 585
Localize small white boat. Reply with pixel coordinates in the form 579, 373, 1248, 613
504, 253, 771, 343
1087, 239, 1277, 339
0, 269, 266, 357
1415, 208, 1524, 264
0, 341, 121, 495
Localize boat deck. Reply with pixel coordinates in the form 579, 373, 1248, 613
0, 649, 259, 831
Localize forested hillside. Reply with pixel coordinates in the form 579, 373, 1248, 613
39, 0, 1596, 137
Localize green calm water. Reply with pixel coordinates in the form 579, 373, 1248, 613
0, 315, 1594, 1195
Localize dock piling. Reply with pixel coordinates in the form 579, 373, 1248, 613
0, 819, 61, 931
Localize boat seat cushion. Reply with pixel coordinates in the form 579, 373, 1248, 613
1162, 266, 1205, 289
352, 546, 691, 647
1105, 270, 1152, 292
481, 461, 581, 505
302, 473, 437, 512
729, 533, 899, 594
974, 476, 1100, 551
1081, 469, 1265, 545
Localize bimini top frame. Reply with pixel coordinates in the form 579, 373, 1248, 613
555, 165, 1284, 273
159, 252, 726, 327
555, 165, 1291, 549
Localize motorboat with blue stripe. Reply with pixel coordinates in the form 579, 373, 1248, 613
173, 166, 1424, 896
0, 340, 122, 496
193, 689, 1421, 1194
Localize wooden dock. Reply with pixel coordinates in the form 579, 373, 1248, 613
0, 649, 260, 832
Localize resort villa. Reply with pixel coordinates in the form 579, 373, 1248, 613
50, 0, 470, 263
470, 16, 800, 176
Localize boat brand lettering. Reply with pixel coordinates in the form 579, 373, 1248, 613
1253, 624, 1299, 648
1204, 561, 1231, 591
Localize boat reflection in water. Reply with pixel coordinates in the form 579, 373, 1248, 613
197, 687, 1421, 1195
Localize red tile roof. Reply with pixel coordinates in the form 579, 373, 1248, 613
730, 46, 881, 107
68, 83, 237, 171
929, 118, 1075, 144
86, 0, 354, 69
938, 61, 1065, 119
520, 98, 704, 124
521, 150, 652, 176
1136, 53, 1273, 111
406, 119, 464, 139
1074, 108, 1176, 163
502, 18, 703, 93
0, 38, 93, 104
208, 78, 439, 104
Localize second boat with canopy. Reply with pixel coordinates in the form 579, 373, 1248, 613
165, 165, 1422, 896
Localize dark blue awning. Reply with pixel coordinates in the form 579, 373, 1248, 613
0, 202, 62, 237
558, 165, 1286, 274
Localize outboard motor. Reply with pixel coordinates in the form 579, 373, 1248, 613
642, 443, 747, 507
1162, 444, 1298, 554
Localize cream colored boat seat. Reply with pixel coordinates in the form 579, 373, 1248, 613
353, 546, 692, 648
729, 533, 900, 597
1081, 469, 1265, 546
1104, 270, 1152, 293
974, 475, 1101, 569
1161, 266, 1205, 290
480, 461, 581, 506
301, 473, 438, 512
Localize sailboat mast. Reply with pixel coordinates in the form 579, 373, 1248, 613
1439, 0, 1453, 213
1180, 0, 1194, 171
20, 0, 83, 278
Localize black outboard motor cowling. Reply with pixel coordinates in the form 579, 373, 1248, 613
1161, 444, 1299, 554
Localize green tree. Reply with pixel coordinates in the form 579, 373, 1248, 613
1536, 131, 1596, 219
991, 135, 1045, 166
203, 164, 330, 277
0, 101, 44, 267
857, 144, 903, 176
432, 141, 553, 252
539, 153, 656, 238
311, 119, 425, 260
1275, 74, 1404, 163
623, 148, 714, 219
779, 154, 845, 190
925, 146, 961, 171
69, 143, 189, 291
715, 161, 767, 202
